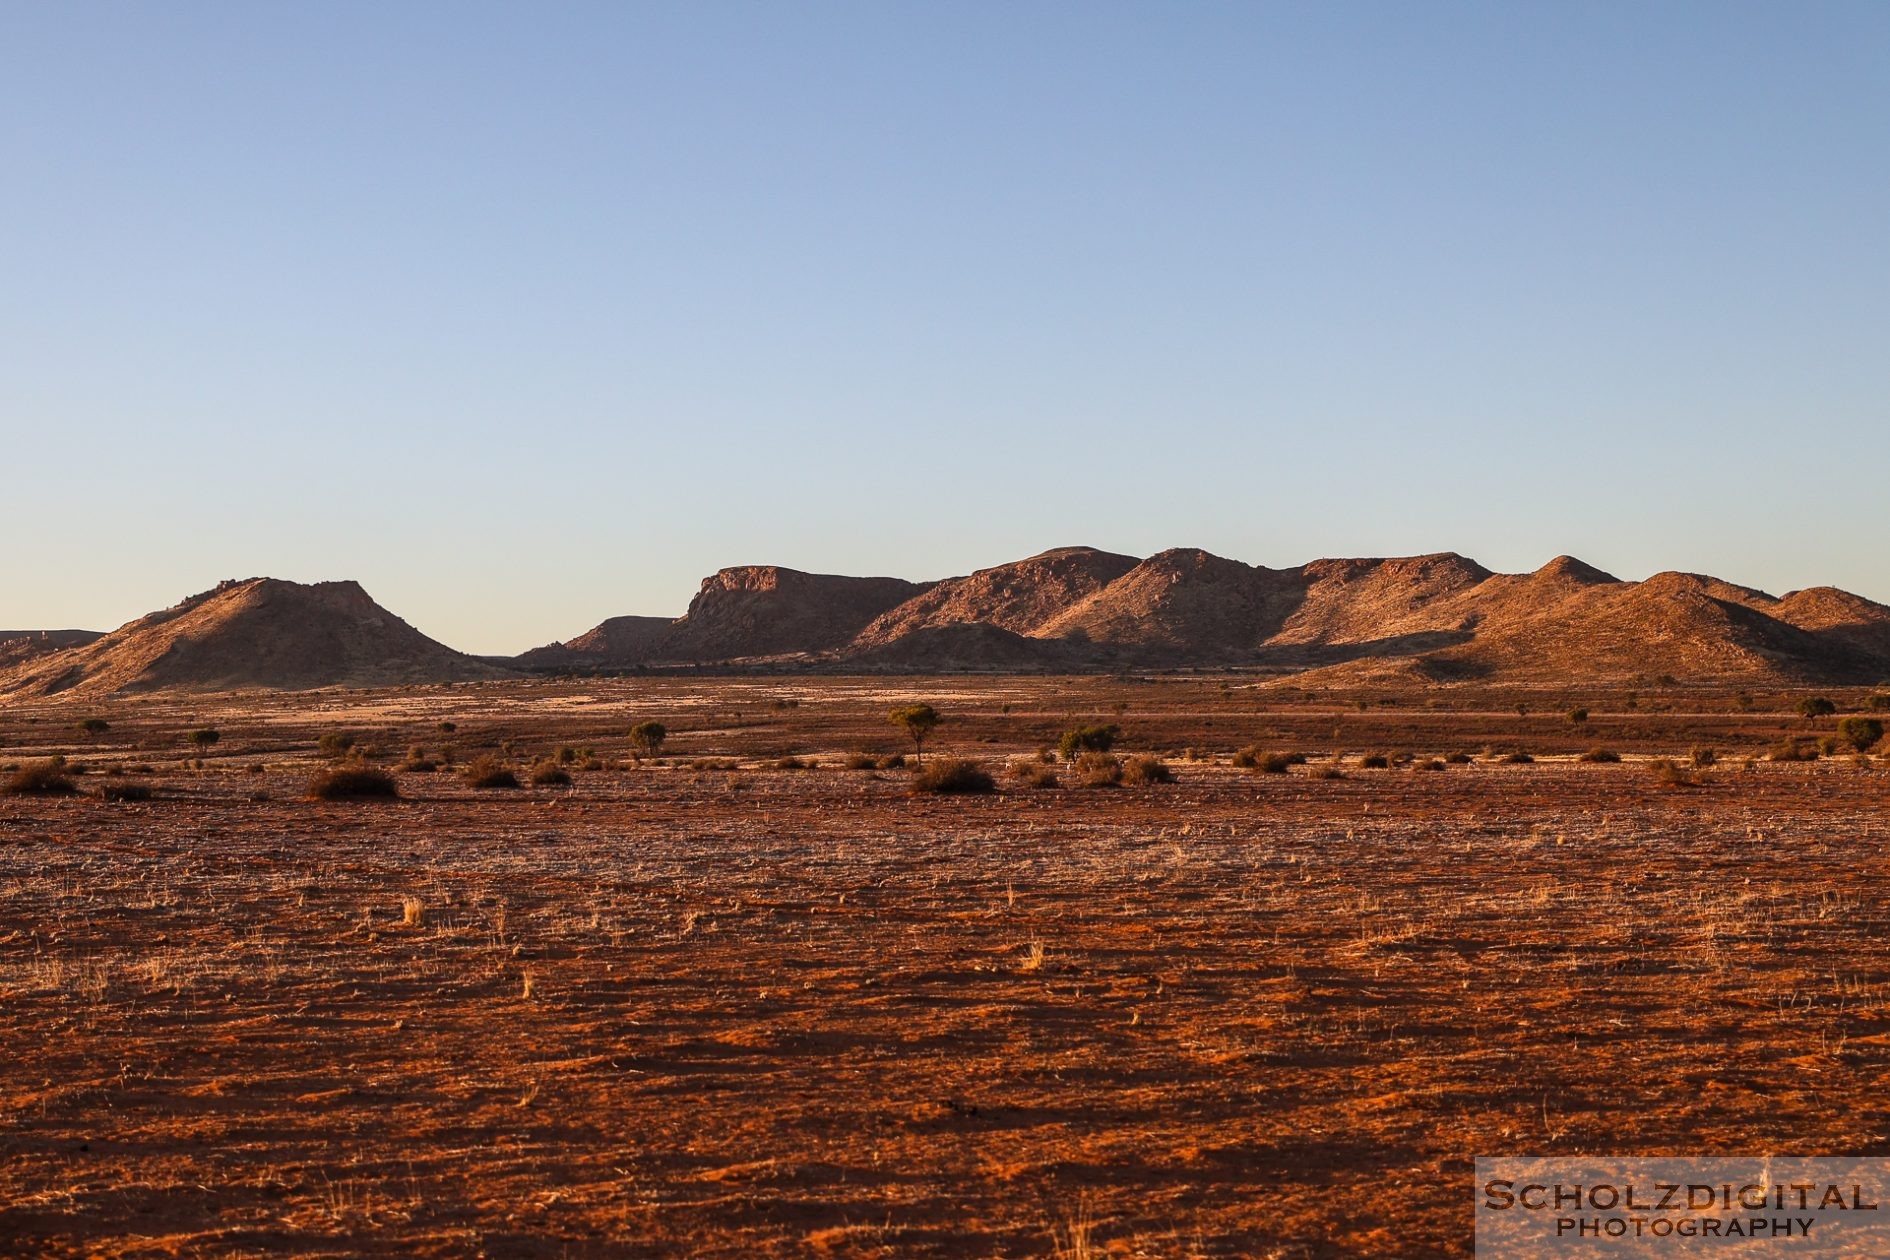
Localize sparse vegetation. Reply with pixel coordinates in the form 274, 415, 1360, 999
97, 782, 153, 802
187, 728, 221, 753
1647, 759, 1693, 788
317, 732, 356, 758
1074, 751, 1123, 787
1579, 748, 1621, 764
306, 766, 399, 800
1121, 755, 1172, 785
463, 757, 520, 789
1358, 752, 1391, 769
1837, 716, 1884, 752
1798, 696, 1837, 720
4, 757, 76, 795
1009, 758, 1060, 789
1058, 725, 1120, 761
1565, 707, 1588, 724
77, 718, 110, 735
529, 761, 572, 786
911, 758, 994, 794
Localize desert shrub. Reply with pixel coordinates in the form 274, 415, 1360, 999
98, 782, 153, 802
1818, 736, 1841, 756
1231, 745, 1261, 769
77, 718, 110, 735
1868, 694, 1890, 713
307, 766, 399, 800
1253, 752, 1296, 774
1358, 752, 1391, 770
4, 758, 75, 795
1566, 707, 1589, 724
1499, 751, 1535, 764
912, 758, 995, 794
463, 756, 520, 789
1414, 758, 1445, 772
1689, 746, 1718, 769
775, 756, 817, 770
1647, 759, 1692, 788
1798, 696, 1837, 720
1009, 758, 1061, 789
438, 721, 457, 733
690, 757, 739, 771
1770, 738, 1819, 762
1837, 716, 1884, 752
1121, 755, 1173, 785
629, 721, 667, 758
1074, 751, 1124, 787
187, 728, 221, 752
1058, 725, 1120, 761
529, 760, 572, 786
400, 747, 439, 772
875, 752, 906, 770
843, 752, 879, 771
1307, 764, 1347, 780
1443, 751, 1474, 765
317, 732, 356, 758
1578, 748, 1621, 764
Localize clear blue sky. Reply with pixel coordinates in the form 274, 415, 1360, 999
4, 2, 1886, 653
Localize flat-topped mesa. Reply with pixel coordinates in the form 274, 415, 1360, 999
0, 577, 510, 698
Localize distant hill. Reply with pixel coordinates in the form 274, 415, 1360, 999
0, 629, 105, 674
0, 578, 512, 698
520, 547, 1890, 685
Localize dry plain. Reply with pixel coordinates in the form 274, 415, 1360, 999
1, 676, 1887, 1258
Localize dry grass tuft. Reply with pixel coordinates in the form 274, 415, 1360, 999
464, 757, 520, 789
307, 766, 400, 801
912, 759, 996, 794
1120, 755, 1172, 785
4, 757, 76, 796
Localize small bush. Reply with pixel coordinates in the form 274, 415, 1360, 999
1566, 707, 1589, 724
1058, 725, 1120, 761
1443, 751, 1474, 765
1009, 758, 1061, 789
1647, 759, 1692, 788
875, 752, 906, 770
1867, 694, 1890, 713
307, 766, 399, 800
187, 728, 221, 753
912, 758, 995, 794
529, 761, 572, 786
1307, 764, 1347, 781
1252, 752, 1296, 774
1499, 751, 1535, 765
1358, 752, 1391, 770
1578, 748, 1621, 764
1230, 745, 1261, 769
4, 758, 75, 795
1689, 746, 1718, 769
1121, 755, 1172, 785
1770, 738, 1819, 762
77, 718, 110, 735
1837, 716, 1884, 752
400, 747, 439, 772
98, 782, 153, 802
1074, 751, 1123, 787
1798, 696, 1837, 720
774, 756, 816, 771
1414, 758, 1445, 772
317, 732, 356, 758
463, 757, 520, 789
843, 752, 879, 771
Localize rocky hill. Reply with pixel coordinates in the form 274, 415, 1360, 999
0, 579, 512, 698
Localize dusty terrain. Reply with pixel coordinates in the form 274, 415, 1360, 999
2, 676, 1888, 1257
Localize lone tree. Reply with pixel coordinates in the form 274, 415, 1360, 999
1058, 724, 1120, 761
187, 728, 221, 754
1837, 716, 1884, 753
629, 720, 667, 760
889, 704, 940, 765
1798, 696, 1837, 721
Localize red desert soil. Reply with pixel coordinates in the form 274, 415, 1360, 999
2, 676, 1888, 1257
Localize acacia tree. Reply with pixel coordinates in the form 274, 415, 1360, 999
188, 728, 220, 753
629, 720, 667, 760
889, 704, 939, 766
1798, 696, 1837, 721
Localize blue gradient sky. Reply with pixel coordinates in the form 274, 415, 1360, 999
4, 2, 1887, 653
